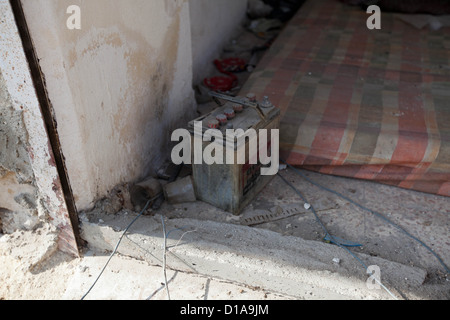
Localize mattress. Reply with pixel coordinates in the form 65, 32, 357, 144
240, 0, 450, 196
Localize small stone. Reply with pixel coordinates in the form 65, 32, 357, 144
304, 203, 311, 210
332, 258, 340, 265
79, 266, 88, 273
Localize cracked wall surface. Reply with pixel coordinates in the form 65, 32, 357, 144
0, 68, 41, 233
0, 0, 78, 256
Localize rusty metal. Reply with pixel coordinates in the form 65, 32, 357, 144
188, 92, 280, 214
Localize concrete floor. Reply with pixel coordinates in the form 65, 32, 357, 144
80, 167, 449, 300
2, 168, 447, 300
63, 250, 295, 301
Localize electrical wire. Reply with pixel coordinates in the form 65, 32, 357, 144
280, 159, 450, 274
277, 172, 399, 300
170, 229, 198, 250
80, 193, 160, 300
160, 215, 171, 300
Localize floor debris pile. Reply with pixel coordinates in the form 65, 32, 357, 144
195, 0, 304, 108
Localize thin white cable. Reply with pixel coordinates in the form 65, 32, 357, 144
160, 215, 171, 300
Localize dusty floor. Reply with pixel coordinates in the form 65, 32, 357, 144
0, 168, 448, 300
0, 228, 295, 300
158, 167, 450, 298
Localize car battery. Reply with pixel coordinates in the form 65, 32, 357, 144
188, 92, 280, 215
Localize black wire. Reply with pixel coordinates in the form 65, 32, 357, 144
80, 193, 161, 300
277, 171, 400, 299
280, 159, 450, 274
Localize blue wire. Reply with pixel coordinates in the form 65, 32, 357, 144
280, 159, 450, 274
277, 172, 370, 274
277, 173, 360, 247
166, 227, 187, 239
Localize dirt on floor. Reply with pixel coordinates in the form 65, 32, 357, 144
0, 225, 78, 300
0, 224, 296, 301
159, 168, 450, 297
1, 167, 447, 300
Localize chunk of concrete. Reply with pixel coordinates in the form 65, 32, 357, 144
0, 223, 59, 272
163, 176, 196, 204
0, 172, 40, 233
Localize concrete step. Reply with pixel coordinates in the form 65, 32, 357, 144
80, 213, 428, 300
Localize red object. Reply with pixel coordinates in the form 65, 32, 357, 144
203, 57, 246, 92
204, 76, 235, 92
208, 119, 220, 129
216, 114, 228, 125
224, 108, 236, 120
233, 104, 244, 113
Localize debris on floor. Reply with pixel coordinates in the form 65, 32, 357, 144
247, 0, 274, 19
0, 223, 59, 273
77, 163, 449, 300
195, 0, 303, 108
163, 176, 197, 205
130, 178, 162, 212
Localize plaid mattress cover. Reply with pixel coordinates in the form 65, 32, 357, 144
240, 0, 450, 197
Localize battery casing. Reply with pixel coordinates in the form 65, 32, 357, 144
188, 94, 280, 215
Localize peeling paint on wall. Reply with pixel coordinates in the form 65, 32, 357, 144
16, 0, 248, 217
0, 0, 78, 256
0, 23, 40, 234
1, 0, 250, 253
21, 0, 197, 211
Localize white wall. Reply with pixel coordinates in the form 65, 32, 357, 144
190, 0, 249, 85
21, 0, 197, 211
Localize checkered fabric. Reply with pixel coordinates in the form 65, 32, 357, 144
241, 0, 450, 196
